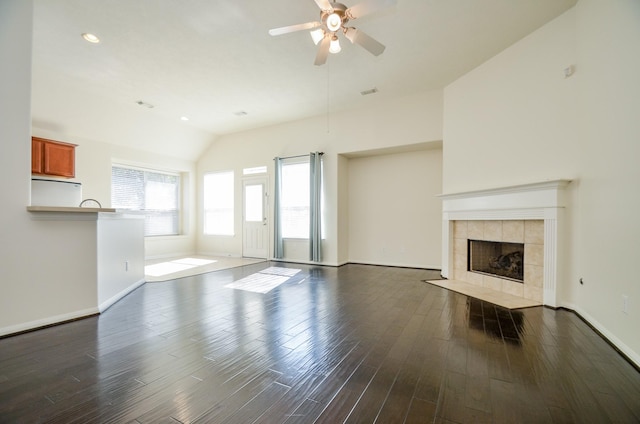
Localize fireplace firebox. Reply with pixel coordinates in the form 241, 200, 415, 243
468, 240, 524, 283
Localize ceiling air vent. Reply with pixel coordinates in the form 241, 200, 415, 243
360, 87, 378, 96
136, 100, 154, 108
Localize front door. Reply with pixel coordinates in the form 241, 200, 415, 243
242, 178, 268, 258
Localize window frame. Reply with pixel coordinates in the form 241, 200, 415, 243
279, 157, 312, 240
111, 164, 182, 237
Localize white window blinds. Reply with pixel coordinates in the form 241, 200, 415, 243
111, 166, 180, 236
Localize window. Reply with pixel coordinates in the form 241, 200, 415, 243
111, 165, 180, 236
243, 165, 267, 175
280, 160, 310, 239
204, 171, 234, 235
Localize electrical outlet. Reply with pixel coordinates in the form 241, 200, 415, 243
622, 295, 629, 314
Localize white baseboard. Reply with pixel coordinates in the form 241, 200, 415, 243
269, 258, 343, 267
0, 279, 146, 338
268, 258, 441, 270
99, 278, 146, 313
0, 307, 99, 338
196, 251, 243, 259
560, 301, 640, 369
346, 260, 442, 270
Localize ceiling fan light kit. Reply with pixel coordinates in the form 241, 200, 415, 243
326, 12, 343, 32
310, 28, 325, 45
269, 0, 396, 65
329, 36, 342, 54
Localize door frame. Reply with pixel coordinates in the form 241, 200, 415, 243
242, 176, 269, 259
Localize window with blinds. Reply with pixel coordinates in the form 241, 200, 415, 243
111, 165, 180, 236
203, 171, 234, 236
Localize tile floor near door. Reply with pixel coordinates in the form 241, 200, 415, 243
1, 263, 639, 423
144, 255, 266, 282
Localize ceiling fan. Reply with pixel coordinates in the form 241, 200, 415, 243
268, 0, 396, 66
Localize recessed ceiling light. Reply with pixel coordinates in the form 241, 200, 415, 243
136, 100, 154, 108
180, 116, 189, 121
234, 111, 248, 117
81, 33, 100, 44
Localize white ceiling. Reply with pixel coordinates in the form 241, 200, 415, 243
31, 0, 576, 159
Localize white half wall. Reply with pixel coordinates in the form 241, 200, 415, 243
443, 0, 640, 366
97, 214, 145, 311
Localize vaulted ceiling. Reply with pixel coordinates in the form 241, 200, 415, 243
31, 0, 576, 160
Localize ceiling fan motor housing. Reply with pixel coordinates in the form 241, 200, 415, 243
322, 3, 349, 32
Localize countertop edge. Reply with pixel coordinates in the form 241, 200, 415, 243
27, 206, 117, 213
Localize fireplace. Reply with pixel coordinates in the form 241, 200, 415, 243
439, 180, 571, 307
468, 240, 524, 282
451, 220, 542, 300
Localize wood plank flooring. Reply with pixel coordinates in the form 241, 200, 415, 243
1, 262, 639, 423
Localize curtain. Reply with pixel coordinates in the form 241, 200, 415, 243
273, 157, 284, 259
309, 152, 323, 262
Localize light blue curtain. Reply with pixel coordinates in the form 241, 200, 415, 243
309, 152, 323, 262
273, 157, 284, 259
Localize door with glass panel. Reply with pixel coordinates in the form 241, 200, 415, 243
242, 178, 268, 258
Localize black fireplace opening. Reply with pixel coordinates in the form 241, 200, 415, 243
468, 239, 524, 283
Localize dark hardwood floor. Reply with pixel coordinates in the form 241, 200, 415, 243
1, 262, 639, 423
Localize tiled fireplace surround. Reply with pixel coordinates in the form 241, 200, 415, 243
452, 219, 544, 301
440, 180, 571, 307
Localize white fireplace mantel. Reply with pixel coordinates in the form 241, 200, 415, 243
439, 180, 572, 307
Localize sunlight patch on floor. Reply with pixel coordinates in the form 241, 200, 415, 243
225, 267, 301, 293
145, 257, 216, 277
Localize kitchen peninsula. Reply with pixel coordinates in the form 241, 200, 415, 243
26, 207, 145, 325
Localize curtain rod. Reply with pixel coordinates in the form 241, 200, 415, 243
273, 152, 324, 160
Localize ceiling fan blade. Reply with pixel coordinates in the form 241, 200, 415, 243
269, 21, 321, 36
346, 0, 396, 20
314, 35, 331, 66
344, 27, 386, 56
313, 0, 333, 12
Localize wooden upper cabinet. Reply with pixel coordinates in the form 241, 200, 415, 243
31, 137, 44, 174
31, 137, 76, 178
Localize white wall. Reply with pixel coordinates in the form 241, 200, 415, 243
347, 148, 442, 268
443, 0, 640, 365
337, 154, 350, 264
0, 0, 97, 334
443, 9, 579, 192
197, 90, 444, 266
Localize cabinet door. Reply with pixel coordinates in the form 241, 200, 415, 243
43, 141, 75, 177
31, 138, 44, 174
